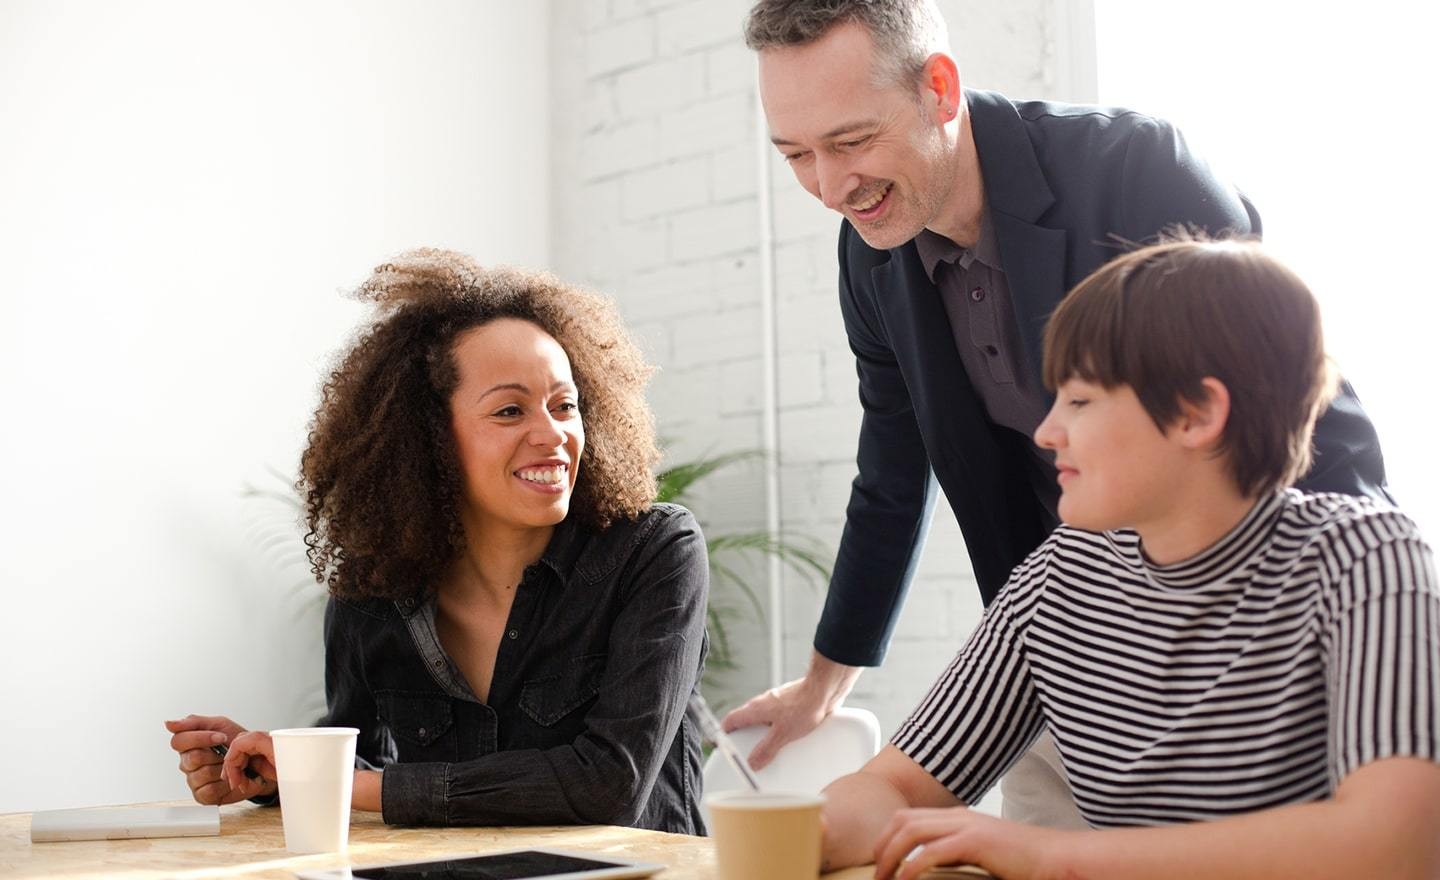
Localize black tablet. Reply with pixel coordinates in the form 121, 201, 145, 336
294, 848, 665, 880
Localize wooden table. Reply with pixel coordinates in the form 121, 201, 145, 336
2, 801, 947, 879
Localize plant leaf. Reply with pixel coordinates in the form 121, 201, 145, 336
655, 449, 763, 504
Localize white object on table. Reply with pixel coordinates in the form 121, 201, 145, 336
701, 707, 882, 826
29, 805, 219, 842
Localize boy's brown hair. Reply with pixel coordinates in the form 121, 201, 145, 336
1043, 234, 1337, 497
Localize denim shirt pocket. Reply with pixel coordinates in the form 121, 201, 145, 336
375, 690, 457, 761
518, 653, 607, 727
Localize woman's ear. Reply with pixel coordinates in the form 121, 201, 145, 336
1175, 377, 1231, 451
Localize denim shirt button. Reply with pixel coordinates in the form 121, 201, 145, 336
433, 659, 443, 668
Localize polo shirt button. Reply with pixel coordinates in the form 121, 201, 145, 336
970, 286, 986, 302
508, 630, 519, 640
417, 727, 427, 738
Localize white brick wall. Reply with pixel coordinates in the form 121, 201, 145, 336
551, 0, 1074, 741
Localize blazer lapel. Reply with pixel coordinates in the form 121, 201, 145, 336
967, 88, 1068, 391
868, 244, 987, 476
869, 245, 966, 390
993, 217, 1066, 390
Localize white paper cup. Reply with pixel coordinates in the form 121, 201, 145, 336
706, 791, 824, 880
271, 727, 358, 854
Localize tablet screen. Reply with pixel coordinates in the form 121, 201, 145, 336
342, 850, 651, 879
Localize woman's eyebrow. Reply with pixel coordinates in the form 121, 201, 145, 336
479, 379, 577, 401
479, 382, 529, 401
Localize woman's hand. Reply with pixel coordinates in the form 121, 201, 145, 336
873, 806, 1072, 880
164, 714, 278, 805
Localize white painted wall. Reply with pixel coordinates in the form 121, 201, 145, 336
0, 0, 549, 813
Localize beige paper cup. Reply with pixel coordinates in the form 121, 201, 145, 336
707, 791, 824, 880
271, 727, 358, 854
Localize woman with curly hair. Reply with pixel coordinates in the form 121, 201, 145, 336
164, 249, 709, 834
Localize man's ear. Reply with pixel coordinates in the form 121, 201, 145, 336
1175, 377, 1231, 451
920, 52, 961, 123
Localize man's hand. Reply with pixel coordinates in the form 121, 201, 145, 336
721, 651, 862, 770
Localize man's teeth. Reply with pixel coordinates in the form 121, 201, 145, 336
518, 466, 566, 484
852, 185, 889, 212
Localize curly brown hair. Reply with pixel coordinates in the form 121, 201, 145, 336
300, 248, 661, 601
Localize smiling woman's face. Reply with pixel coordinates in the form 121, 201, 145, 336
447, 318, 584, 537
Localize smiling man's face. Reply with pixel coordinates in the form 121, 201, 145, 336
758, 21, 959, 250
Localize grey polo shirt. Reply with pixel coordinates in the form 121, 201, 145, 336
914, 213, 1060, 519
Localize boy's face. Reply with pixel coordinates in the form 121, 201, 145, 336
1034, 378, 1192, 533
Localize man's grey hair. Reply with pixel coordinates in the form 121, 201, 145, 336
744, 0, 950, 88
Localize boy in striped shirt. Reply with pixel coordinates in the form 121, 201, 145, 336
819, 237, 1440, 879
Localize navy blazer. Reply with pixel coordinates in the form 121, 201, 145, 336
814, 89, 1389, 667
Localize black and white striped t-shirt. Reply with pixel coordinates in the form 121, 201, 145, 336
894, 489, 1440, 827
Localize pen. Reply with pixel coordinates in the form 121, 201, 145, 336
688, 693, 762, 791
210, 743, 262, 781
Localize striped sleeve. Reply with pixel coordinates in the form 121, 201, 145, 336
891, 542, 1051, 806
1320, 528, 1440, 785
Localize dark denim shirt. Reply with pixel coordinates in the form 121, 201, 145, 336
318, 503, 709, 833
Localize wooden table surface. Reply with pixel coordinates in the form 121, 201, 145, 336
2, 801, 981, 879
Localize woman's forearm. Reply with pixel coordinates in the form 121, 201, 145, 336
351, 770, 382, 813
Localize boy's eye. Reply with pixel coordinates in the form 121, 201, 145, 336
784, 150, 811, 164
1067, 398, 1089, 409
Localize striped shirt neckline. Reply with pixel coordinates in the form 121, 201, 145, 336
1118, 490, 1286, 592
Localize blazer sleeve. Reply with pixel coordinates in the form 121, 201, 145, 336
1116, 115, 1259, 241
1117, 117, 1389, 502
379, 508, 710, 827
813, 221, 939, 668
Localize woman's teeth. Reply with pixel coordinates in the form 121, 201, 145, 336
518, 466, 566, 484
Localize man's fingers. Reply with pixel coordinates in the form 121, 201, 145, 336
745, 727, 789, 771
720, 695, 773, 733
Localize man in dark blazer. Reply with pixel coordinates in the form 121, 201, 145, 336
725, 0, 1387, 825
